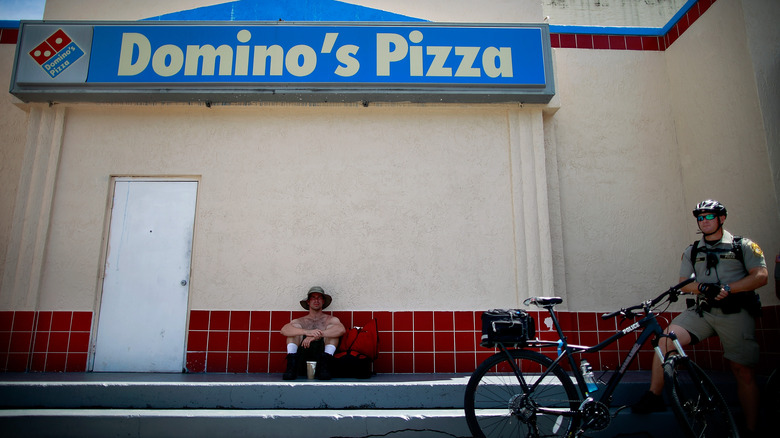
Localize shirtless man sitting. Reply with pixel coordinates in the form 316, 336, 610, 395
280, 286, 346, 380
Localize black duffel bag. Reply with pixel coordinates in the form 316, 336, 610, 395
332, 350, 373, 379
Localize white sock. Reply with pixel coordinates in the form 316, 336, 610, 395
287, 343, 298, 354
324, 344, 336, 355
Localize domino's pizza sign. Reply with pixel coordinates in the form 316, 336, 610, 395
28, 29, 84, 78
11, 21, 555, 104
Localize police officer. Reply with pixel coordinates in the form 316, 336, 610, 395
633, 200, 768, 435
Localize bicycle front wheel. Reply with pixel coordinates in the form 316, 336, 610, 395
464, 349, 581, 438
663, 355, 738, 438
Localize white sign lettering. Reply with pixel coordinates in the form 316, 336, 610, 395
376, 31, 513, 78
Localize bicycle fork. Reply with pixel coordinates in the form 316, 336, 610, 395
653, 331, 687, 362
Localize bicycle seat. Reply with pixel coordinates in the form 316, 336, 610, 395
523, 297, 563, 307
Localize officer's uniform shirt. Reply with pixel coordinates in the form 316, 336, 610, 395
679, 230, 766, 285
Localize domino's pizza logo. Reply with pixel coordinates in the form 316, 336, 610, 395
28, 29, 84, 78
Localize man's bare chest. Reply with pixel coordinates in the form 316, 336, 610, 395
299, 316, 330, 330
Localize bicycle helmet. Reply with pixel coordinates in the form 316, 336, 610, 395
692, 199, 727, 218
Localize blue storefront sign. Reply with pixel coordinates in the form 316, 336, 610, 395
11, 21, 555, 104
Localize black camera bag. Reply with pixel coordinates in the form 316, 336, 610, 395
480, 309, 535, 348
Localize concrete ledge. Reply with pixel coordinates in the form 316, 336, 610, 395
0, 408, 471, 438
1, 371, 705, 410
0, 407, 690, 438
2, 373, 475, 409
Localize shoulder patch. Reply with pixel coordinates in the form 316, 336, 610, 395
749, 242, 763, 257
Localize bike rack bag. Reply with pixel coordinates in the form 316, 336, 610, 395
480, 309, 536, 348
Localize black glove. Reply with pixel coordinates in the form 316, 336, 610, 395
697, 283, 721, 299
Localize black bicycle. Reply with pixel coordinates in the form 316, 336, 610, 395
464, 278, 739, 438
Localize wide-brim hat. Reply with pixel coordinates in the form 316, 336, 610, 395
300, 286, 332, 310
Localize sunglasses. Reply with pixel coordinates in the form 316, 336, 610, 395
697, 213, 717, 221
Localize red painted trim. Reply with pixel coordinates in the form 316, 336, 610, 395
550, 0, 716, 51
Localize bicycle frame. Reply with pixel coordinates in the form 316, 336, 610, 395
497, 300, 688, 412
464, 276, 737, 438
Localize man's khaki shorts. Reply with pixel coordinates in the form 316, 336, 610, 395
672, 307, 759, 367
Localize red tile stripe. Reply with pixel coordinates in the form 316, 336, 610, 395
1, 303, 776, 374
551, 32, 667, 51
0, 28, 19, 45
0, 310, 93, 372
183, 305, 780, 375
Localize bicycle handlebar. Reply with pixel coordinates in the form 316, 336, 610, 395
601, 276, 696, 320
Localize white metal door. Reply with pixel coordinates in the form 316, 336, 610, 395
93, 180, 197, 372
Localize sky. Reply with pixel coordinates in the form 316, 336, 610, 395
0, 0, 45, 22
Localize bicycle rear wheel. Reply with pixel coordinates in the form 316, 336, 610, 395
464, 349, 580, 438
663, 354, 738, 438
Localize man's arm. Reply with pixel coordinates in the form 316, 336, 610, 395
726, 266, 768, 293
679, 266, 768, 300
678, 246, 696, 293
321, 316, 346, 339
281, 319, 322, 339
679, 276, 699, 294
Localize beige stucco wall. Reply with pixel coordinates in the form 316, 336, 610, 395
2, 0, 778, 314
741, 0, 780, 218
345, 1, 542, 23
44, 0, 543, 22
541, 0, 689, 27
0, 46, 29, 293
666, 0, 779, 305
545, 48, 688, 311
38, 104, 553, 311
43, 0, 234, 21
547, 0, 779, 310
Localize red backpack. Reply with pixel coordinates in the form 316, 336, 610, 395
334, 318, 378, 378
337, 318, 378, 359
